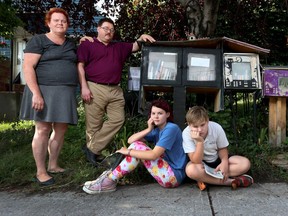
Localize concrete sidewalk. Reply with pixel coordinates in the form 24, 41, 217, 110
0, 182, 287, 216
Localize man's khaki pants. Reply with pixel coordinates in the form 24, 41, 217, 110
85, 82, 125, 155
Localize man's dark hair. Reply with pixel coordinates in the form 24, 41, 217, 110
98, 18, 115, 27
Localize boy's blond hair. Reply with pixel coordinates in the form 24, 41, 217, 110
186, 106, 209, 125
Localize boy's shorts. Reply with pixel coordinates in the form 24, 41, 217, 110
203, 155, 232, 168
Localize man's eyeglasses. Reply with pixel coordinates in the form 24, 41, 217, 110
100, 27, 115, 33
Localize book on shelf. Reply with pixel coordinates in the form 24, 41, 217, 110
156, 60, 164, 79
148, 60, 176, 80
203, 163, 224, 179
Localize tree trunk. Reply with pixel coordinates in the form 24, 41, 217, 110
177, 0, 220, 38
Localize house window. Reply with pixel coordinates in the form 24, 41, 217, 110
0, 37, 11, 59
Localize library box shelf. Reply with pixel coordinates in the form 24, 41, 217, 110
141, 45, 222, 88
182, 48, 222, 88
138, 39, 269, 129
141, 46, 182, 85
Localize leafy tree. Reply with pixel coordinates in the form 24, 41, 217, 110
0, 0, 23, 44
12, 0, 190, 41
11, 0, 288, 65
102, 0, 188, 41
12, 0, 103, 36
215, 0, 288, 65
101, 0, 221, 39
108, 0, 287, 65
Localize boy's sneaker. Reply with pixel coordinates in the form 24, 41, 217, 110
231, 174, 254, 190
83, 170, 117, 194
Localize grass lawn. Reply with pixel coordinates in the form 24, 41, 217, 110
0, 113, 288, 193
0, 118, 153, 193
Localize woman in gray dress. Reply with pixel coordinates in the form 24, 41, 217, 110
20, 8, 78, 186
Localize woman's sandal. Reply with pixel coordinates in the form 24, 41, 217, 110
33, 176, 55, 186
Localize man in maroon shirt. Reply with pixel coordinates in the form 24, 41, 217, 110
77, 17, 155, 166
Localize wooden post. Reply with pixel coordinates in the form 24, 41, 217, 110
269, 97, 286, 147
214, 89, 222, 112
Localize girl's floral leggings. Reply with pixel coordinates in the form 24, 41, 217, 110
109, 141, 179, 188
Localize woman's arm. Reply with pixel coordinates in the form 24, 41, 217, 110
127, 117, 155, 144
117, 145, 165, 161
22, 53, 43, 111
127, 128, 151, 144
124, 117, 166, 160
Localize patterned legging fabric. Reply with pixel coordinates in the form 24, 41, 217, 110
109, 141, 179, 188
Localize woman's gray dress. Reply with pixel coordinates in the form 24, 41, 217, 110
20, 34, 79, 125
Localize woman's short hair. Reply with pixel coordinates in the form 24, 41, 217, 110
45, 8, 70, 27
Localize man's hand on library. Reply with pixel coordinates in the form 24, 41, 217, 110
138, 34, 156, 43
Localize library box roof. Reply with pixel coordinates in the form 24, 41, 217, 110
143, 37, 270, 55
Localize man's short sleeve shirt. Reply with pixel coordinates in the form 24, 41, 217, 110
77, 39, 133, 84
